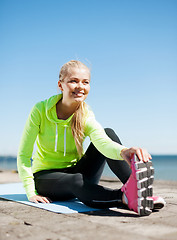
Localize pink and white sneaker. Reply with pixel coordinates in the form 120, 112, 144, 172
121, 154, 154, 216
148, 196, 166, 210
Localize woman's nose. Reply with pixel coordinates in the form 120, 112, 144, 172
76, 82, 83, 89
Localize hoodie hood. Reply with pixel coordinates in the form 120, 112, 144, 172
45, 94, 73, 124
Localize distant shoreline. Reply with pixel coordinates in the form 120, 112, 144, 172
1, 154, 177, 159
1, 155, 177, 181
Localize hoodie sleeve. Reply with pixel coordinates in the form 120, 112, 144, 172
17, 103, 41, 199
84, 110, 126, 160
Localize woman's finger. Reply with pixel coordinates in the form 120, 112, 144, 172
42, 197, 51, 203
142, 149, 152, 162
121, 147, 152, 164
135, 148, 143, 161
37, 196, 50, 204
129, 147, 152, 162
139, 148, 146, 162
30, 195, 51, 204
33, 199, 39, 204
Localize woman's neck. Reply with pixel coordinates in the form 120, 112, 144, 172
56, 99, 80, 120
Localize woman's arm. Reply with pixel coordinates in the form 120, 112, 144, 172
17, 103, 42, 200
84, 110, 151, 163
84, 111, 126, 160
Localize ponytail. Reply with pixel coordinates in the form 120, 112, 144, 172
71, 101, 87, 156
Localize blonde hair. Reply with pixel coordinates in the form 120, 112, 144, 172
59, 60, 90, 156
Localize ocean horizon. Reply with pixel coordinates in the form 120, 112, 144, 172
103, 155, 177, 182
0, 155, 177, 181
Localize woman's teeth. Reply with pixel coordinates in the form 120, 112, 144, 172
73, 92, 84, 96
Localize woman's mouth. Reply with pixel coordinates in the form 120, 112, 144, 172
73, 92, 84, 97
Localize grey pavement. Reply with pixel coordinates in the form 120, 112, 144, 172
0, 170, 177, 240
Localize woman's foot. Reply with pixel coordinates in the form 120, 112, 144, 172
148, 196, 166, 210
121, 154, 154, 216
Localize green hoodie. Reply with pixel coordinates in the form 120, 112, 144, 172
17, 94, 126, 199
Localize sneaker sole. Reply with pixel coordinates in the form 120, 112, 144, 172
138, 186, 153, 198
133, 157, 154, 216
137, 176, 154, 189
138, 197, 154, 215
135, 161, 154, 180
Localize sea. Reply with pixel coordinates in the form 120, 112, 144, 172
0, 155, 177, 181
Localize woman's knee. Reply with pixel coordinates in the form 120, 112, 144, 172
104, 128, 115, 136
71, 173, 84, 189
104, 128, 122, 144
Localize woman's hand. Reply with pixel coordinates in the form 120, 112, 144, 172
120, 147, 152, 166
29, 195, 52, 204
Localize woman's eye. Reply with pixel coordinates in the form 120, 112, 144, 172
84, 81, 90, 84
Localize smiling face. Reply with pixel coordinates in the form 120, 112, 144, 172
58, 67, 90, 105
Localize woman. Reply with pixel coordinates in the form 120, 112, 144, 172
17, 60, 165, 216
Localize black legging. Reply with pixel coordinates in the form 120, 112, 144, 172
34, 128, 132, 209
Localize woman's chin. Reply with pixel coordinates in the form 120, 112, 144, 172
74, 98, 84, 103
73, 96, 86, 102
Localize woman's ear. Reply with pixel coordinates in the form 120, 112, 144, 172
58, 80, 63, 91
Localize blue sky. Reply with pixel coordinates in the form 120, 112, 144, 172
0, 0, 177, 156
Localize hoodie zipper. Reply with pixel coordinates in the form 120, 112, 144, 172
55, 124, 67, 156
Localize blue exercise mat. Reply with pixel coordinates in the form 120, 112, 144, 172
0, 182, 100, 214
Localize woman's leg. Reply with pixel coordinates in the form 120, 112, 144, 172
104, 128, 132, 184
72, 141, 106, 184
74, 128, 131, 184
34, 128, 130, 209
34, 170, 123, 208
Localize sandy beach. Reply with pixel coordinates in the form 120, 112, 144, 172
0, 170, 177, 240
